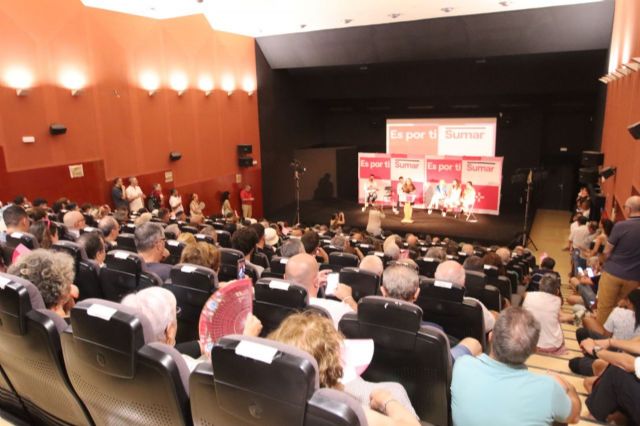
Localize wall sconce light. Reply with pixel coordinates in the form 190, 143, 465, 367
140, 71, 160, 96
5, 67, 33, 96
198, 75, 214, 96
60, 69, 86, 96
242, 76, 255, 96
170, 72, 188, 96
221, 75, 235, 97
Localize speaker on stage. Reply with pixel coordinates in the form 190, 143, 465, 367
628, 122, 640, 140
580, 151, 604, 167
579, 167, 599, 184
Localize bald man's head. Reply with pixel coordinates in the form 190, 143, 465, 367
63, 210, 86, 230
625, 196, 640, 215
285, 253, 320, 297
434, 260, 466, 288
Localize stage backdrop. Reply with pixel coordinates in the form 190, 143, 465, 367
386, 118, 497, 157
358, 153, 503, 215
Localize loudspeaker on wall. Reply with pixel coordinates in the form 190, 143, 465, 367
237, 144, 253, 155
49, 124, 67, 135
628, 122, 640, 140
169, 152, 182, 161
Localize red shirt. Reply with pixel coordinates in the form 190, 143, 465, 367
240, 189, 253, 205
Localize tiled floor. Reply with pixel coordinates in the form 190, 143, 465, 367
525, 209, 602, 425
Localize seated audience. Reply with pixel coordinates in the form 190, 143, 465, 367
29, 220, 58, 249
435, 260, 496, 332
63, 210, 86, 240
451, 307, 580, 426
77, 232, 107, 266
530, 256, 560, 292
384, 242, 401, 261
7, 249, 78, 319
98, 216, 120, 248
280, 238, 305, 258
180, 242, 220, 274
264, 226, 279, 249
332, 234, 364, 260
165, 223, 181, 239
566, 256, 601, 311
285, 253, 355, 327
0, 205, 30, 243
133, 212, 152, 227
461, 243, 475, 257
157, 207, 171, 224
482, 251, 506, 276
177, 232, 197, 246
268, 313, 420, 426
381, 263, 482, 361
495, 247, 511, 266
359, 255, 384, 276
301, 230, 329, 263
134, 222, 172, 281
231, 227, 263, 278
425, 246, 445, 262
462, 255, 484, 272
522, 274, 573, 353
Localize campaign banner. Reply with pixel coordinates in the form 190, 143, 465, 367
425, 157, 463, 183
358, 153, 391, 204
461, 157, 503, 214
391, 156, 426, 205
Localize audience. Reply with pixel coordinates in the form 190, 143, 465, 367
462, 255, 484, 272
98, 216, 120, 248
529, 256, 559, 292
134, 222, 171, 281
231, 227, 263, 278
179, 242, 220, 274
280, 238, 306, 258
451, 307, 581, 426
268, 313, 420, 426
29, 220, 57, 249
111, 177, 127, 209
359, 255, 384, 276
125, 176, 145, 212
301, 230, 329, 262
62, 210, 86, 240
0, 205, 30, 243
77, 232, 107, 266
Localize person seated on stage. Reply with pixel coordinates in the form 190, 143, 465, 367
435, 260, 497, 332
461, 181, 476, 215
452, 307, 581, 426
392, 176, 404, 215
285, 253, 356, 327
580, 336, 640, 424
362, 175, 379, 212
443, 179, 462, 217
381, 263, 482, 361
428, 179, 448, 215
268, 313, 420, 426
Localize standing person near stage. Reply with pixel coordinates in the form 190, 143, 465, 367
147, 183, 164, 211
401, 178, 417, 224
240, 184, 254, 219
393, 176, 404, 215
220, 191, 234, 218
168, 188, 184, 218
362, 175, 379, 212
111, 177, 128, 210
444, 179, 462, 217
462, 181, 476, 215
125, 177, 146, 213
428, 179, 448, 215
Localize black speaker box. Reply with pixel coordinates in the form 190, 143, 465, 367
237, 144, 253, 155
49, 124, 67, 135
579, 167, 599, 184
238, 157, 254, 168
169, 151, 182, 161
581, 151, 604, 167
629, 122, 640, 140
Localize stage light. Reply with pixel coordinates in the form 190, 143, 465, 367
169, 72, 188, 96
242, 76, 255, 96
198, 75, 214, 96
60, 69, 86, 96
140, 71, 160, 96
4, 66, 33, 96
221, 75, 235, 96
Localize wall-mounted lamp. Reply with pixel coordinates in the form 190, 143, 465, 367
5, 67, 33, 96
198, 75, 214, 96
60, 69, 86, 96
221, 75, 235, 97
140, 71, 160, 96
170, 72, 188, 96
242, 76, 255, 96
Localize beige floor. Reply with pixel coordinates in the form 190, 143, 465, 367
525, 209, 603, 425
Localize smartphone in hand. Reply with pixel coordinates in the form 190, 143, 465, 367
325, 273, 339, 296
237, 258, 246, 279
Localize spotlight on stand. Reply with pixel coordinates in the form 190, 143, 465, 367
290, 159, 306, 225
290, 159, 306, 175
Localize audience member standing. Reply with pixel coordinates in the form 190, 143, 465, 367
125, 177, 145, 213
111, 177, 128, 210
220, 191, 233, 218
189, 193, 205, 217
240, 184, 254, 219
148, 183, 164, 211
168, 189, 184, 218
597, 196, 640, 324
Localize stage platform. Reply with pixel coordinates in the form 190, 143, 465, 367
270, 199, 528, 246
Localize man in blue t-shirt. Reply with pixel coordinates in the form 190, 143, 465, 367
451, 307, 581, 426
598, 196, 640, 324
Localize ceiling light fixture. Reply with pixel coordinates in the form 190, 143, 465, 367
300, 24, 307, 29
388, 13, 401, 19
499, 1, 512, 6
344, 19, 353, 24
441, 7, 453, 13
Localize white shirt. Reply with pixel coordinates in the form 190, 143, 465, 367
169, 195, 184, 214
366, 209, 385, 236
604, 307, 640, 340
126, 185, 144, 212
464, 296, 495, 332
310, 297, 354, 329
523, 292, 564, 350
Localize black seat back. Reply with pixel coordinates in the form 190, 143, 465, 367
339, 296, 451, 426
218, 248, 244, 281
329, 252, 359, 268
269, 256, 289, 274
165, 264, 217, 343
486, 274, 512, 301
164, 239, 186, 265
51, 240, 86, 274
6, 232, 39, 250
215, 230, 232, 248
465, 271, 501, 311
251, 251, 270, 269
253, 278, 309, 336
416, 257, 440, 278
0, 364, 24, 417
339, 267, 380, 302
194, 233, 216, 246
419, 278, 465, 303
99, 250, 146, 301
61, 299, 191, 425
0, 273, 92, 425
189, 335, 366, 426
115, 233, 137, 252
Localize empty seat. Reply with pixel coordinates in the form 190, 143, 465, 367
61, 299, 192, 425
339, 296, 451, 426
180, 225, 199, 234
0, 273, 92, 425
5, 232, 39, 250
416, 257, 440, 278
339, 267, 380, 302
253, 278, 309, 336
99, 250, 160, 301
165, 264, 218, 343
115, 233, 137, 252
194, 233, 216, 246
190, 335, 367, 426
465, 271, 501, 312
215, 230, 232, 248
164, 239, 186, 265
329, 252, 359, 268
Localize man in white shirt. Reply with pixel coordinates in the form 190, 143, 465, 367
126, 176, 145, 213
285, 253, 355, 328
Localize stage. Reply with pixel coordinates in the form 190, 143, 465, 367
271, 199, 528, 246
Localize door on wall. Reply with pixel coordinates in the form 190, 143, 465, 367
539, 154, 580, 210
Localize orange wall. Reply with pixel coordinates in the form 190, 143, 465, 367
600, 0, 640, 218
0, 0, 262, 216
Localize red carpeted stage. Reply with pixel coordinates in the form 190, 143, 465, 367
271, 199, 527, 246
